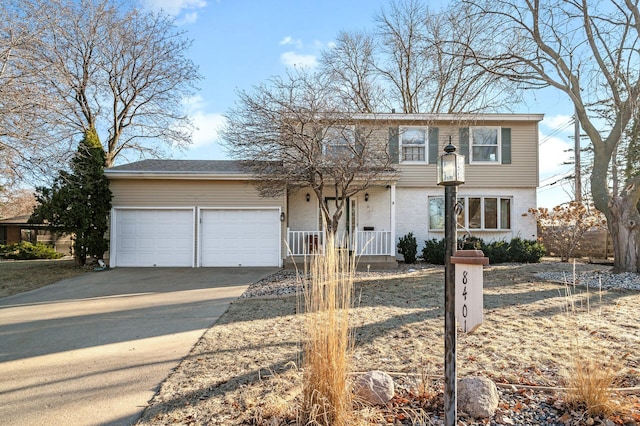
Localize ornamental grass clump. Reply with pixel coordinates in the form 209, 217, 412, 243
564, 356, 621, 416
561, 263, 622, 417
301, 234, 355, 426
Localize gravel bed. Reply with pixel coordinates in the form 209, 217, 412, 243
242, 264, 640, 299
240, 265, 439, 299
535, 269, 640, 291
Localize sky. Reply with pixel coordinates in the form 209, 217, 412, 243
142, 0, 580, 209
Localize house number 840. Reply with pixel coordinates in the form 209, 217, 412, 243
462, 270, 468, 331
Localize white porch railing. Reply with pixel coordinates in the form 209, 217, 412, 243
286, 229, 393, 256
286, 230, 325, 256
352, 230, 393, 256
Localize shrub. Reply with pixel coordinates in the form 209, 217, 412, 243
484, 237, 546, 263
397, 232, 418, 264
420, 237, 545, 264
509, 237, 546, 263
0, 241, 63, 260
529, 202, 606, 262
482, 240, 510, 264
422, 239, 445, 264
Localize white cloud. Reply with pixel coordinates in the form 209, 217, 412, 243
539, 132, 573, 175
541, 114, 573, 131
143, 0, 206, 23
191, 111, 226, 148
280, 51, 318, 69
178, 11, 199, 25
279, 36, 303, 49
184, 95, 226, 148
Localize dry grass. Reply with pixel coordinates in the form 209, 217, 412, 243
137, 261, 640, 425
565, 357, 621, 416
0, 258, 87, 298
301, 237, 355, 426
561, 263, 624, 417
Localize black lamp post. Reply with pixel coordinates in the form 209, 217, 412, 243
436, 138, 465, 426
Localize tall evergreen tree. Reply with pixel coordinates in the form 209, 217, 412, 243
31, 127, 112, 266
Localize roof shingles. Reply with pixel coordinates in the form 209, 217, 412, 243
106, 159, 244, 174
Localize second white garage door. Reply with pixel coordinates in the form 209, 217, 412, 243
200, 209, 281, 267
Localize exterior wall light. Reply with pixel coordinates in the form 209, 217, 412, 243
280, 212, 286, 222
364, 193, 369, 202
306, 193, 310, 202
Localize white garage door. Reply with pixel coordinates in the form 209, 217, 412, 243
114, 209, 194, 267
200, 209, 280, 267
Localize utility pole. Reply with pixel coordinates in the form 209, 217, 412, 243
574, 108, 582, 203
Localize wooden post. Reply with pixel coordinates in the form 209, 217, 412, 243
451, 250, 489, 334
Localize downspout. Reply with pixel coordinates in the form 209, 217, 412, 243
391, 184, 396, 257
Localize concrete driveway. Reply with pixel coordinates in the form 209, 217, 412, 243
0, 267, 278, 425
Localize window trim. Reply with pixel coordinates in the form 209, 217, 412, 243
469, 126, 501, 164
428, 195, 513, 231
399, 126, 428, 163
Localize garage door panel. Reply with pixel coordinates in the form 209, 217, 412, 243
115, 209, 194, 267
200, 209, 280, 267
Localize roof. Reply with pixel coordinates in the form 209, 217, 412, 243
105, 160, 251, 180
0, 214, 50, 228
0, 214, 32, 225
352, 112, 544, 123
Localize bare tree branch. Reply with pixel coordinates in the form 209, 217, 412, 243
462, 0, 640, 272
0, 0, 201, 181
222, 70, 397, 234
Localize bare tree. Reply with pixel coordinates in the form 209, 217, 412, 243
463, 0, 640, 273
322, 0, 521, 114
0, 189, 36, 219
222, 70, 397, 235
1, 0, 200, 176
374, 0, 431, 113
425, 3, 520, 113
319, 31, 383, 113
0, 2, 73, 184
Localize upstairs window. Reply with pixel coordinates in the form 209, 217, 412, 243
470, 127, 500, 163
400, 127, 427, 162
323, 126, 355, 158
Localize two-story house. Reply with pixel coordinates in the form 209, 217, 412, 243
105, 113, 542, 268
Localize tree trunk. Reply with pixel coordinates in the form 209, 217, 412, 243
590, 138, 640, 273
608, 196, 640, 273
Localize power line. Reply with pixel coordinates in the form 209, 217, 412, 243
539, 117, 574, 145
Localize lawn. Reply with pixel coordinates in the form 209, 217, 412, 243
0, 258, 88, 298
137, 261, 640, 425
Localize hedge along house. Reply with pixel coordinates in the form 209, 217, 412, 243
105, 113, 543, 268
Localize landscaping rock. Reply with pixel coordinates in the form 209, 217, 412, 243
354, 370, 395, 405
457, 376, 499, 418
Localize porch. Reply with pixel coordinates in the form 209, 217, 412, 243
284, 229, 398, 270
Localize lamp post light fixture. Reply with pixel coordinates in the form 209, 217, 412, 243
436, 138, 465, 426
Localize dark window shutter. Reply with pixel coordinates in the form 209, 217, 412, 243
389, 127, 399, 164
501, 127, 512, 164
355, 127, 364, 156
459, 127, 470, 164
428, 127, 439, 164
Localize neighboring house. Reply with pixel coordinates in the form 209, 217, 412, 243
0, 214, 72, 255
105, 113, 542, 268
